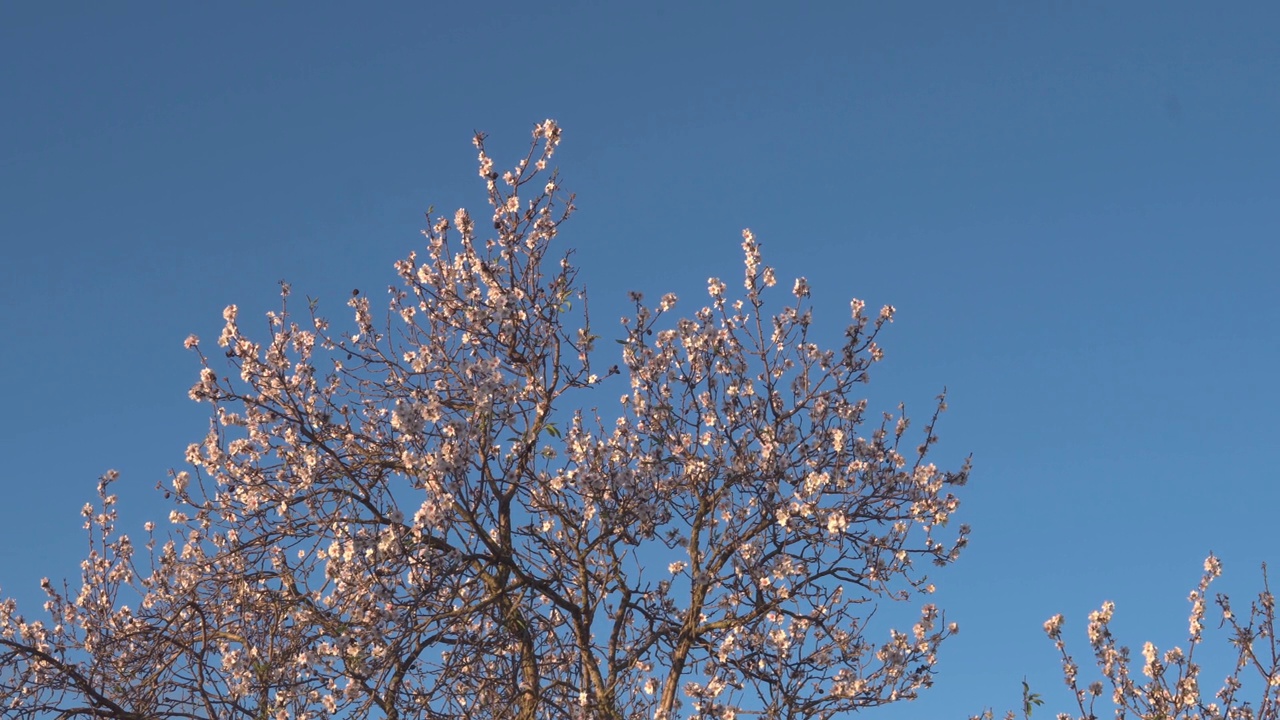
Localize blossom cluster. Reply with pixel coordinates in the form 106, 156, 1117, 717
977, 555, 1278, 720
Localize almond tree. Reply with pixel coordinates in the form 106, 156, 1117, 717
0, 122, 969, 720
975, 557, 1280, 720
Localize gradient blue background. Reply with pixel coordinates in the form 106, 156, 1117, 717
2, 3, 1277, 716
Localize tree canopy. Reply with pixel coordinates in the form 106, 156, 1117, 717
0, 123, 969, 720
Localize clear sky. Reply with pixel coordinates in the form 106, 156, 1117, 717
2, 2, 1277, 717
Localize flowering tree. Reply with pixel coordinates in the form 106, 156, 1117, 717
0, 122, 969, 720
976, 557, 1280, 720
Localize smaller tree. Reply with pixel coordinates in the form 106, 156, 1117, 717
976, 556, 1280, 720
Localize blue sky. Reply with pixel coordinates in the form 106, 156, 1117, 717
2, 2, 1277, 716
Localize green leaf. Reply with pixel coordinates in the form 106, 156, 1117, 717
1021, 678, 1043, 718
